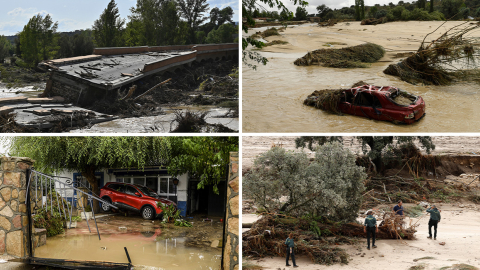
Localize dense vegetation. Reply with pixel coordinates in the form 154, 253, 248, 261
245, 0, 477, 22
3, 0, 238, 67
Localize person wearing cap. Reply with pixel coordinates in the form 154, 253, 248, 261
364, 210, 378, 250
426, 205, 441, 240
285, 233, 298, 267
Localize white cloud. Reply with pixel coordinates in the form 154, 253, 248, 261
7, 7, 49, 18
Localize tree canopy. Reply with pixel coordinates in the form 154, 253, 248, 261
19, 14, 59, 66
5, 136, 238, 211
177, 0, 210, 44
167, 136, 239, 194
93, 0, 126, 47
295, 136, 435, 172
244, 142, 366, 221
242, 0, 307, 69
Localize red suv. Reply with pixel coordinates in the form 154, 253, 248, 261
99, 182, 176, 220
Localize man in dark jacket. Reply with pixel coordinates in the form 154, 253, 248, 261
285, 233, 298, 267
426, 205, 441, 240
364, 210, 378, 250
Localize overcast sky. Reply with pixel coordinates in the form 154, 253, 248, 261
263, 0, 416, 16
0, 0, 238, 36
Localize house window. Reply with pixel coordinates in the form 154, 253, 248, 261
159, 177, 177, 203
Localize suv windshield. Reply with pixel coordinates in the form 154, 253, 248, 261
135, 185, 158, 197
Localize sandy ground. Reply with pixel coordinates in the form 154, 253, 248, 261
242, 21, 480, 132
243, 204, 480, 270
242, 136, 480, 169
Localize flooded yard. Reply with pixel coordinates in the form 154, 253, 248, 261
33, 214, 223, 269
242, 21, 480, 132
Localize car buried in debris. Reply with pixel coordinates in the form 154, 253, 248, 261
100, 182, 176, 220
304, 85, 426, 124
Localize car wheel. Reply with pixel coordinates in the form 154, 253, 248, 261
142, 206, 155, 220
101, 198, 112, 212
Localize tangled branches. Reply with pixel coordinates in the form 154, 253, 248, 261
384, 21, 480, 85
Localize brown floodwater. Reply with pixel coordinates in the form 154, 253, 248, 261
34, 233, 220, 269
242, 21, 480, 132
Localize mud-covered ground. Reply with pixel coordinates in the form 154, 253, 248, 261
87, 59, 238, 119
243, 136, 480, 270
0, 59, 238, 133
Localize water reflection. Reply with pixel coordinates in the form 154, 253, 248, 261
34, 233, 220, 269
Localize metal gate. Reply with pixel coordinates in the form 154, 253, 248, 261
22, 168, 132, 269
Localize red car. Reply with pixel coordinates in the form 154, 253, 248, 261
306, 85, 425, 124
99, 182, 176, 220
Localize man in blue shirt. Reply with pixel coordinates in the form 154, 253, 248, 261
393, 200, 404, 216
285, 233, 298, 267
426, 205, 441, 240
364, 210, 378, 250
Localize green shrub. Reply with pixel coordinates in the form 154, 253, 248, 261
157, 202, 192, 227
33, 207, 66, 237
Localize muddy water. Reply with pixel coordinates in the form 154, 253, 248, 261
0, 86, 43, 99
242, 22, 480, 132
34, 233, 220, 269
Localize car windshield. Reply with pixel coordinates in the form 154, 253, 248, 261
135, 185, 158, 197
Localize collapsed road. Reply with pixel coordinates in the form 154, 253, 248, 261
0, 43, 238, 132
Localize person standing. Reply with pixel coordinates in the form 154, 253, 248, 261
426, 205, 441, 240
364, 210, 378, 250
285, 233, 298, 267
393, 200, 404, 216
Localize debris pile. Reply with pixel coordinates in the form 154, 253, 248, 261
243, 213, 417, 265
250, 28, 280, 39
361, 17, 387, 25
384, 22, 480, 85
303, 89, 344, 115
294, 43, 385, 68
319, 19, 338, 27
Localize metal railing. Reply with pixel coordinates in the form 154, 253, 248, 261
26, 169, 118, 242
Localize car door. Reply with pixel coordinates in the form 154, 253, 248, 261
123, 185, 143, 212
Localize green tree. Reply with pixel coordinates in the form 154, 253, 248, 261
205, 23, 237, 43
167, 137, 239, 194
243, 142, 366, 221
242, 0, 307, 69
295, 136, 435, 172
295, 6, 308, 20
355, 0, 365, 20
430, 0, 435, 12
441, 0, 464, 19
126, 0, 187, 46
177, 0, 210, 44
418, 0, 426, 9
73, 30, 95, 56
316, 4, 331, 18
0, 35, 13, 62
368, 6, 378, 18
92, 0, 125, 47
57, 34, 74, 58
19, 14, 59, 66
7, 137, 172, 213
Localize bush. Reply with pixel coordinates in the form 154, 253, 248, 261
33, 207, 66, 237
243, 142, 366, 222
375, 9, 388, 19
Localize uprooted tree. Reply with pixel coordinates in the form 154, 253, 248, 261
243, 142, 420, 265
384, 21, 480, 85
243, 142, 366, 222
295, 136, 435, 173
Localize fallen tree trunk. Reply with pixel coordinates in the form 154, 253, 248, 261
243, 213, 417, 265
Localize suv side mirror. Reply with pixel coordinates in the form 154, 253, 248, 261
135, 192, 141, 197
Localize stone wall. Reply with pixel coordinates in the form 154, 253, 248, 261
223, 152, 239, 270
0, 157, 34, 257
